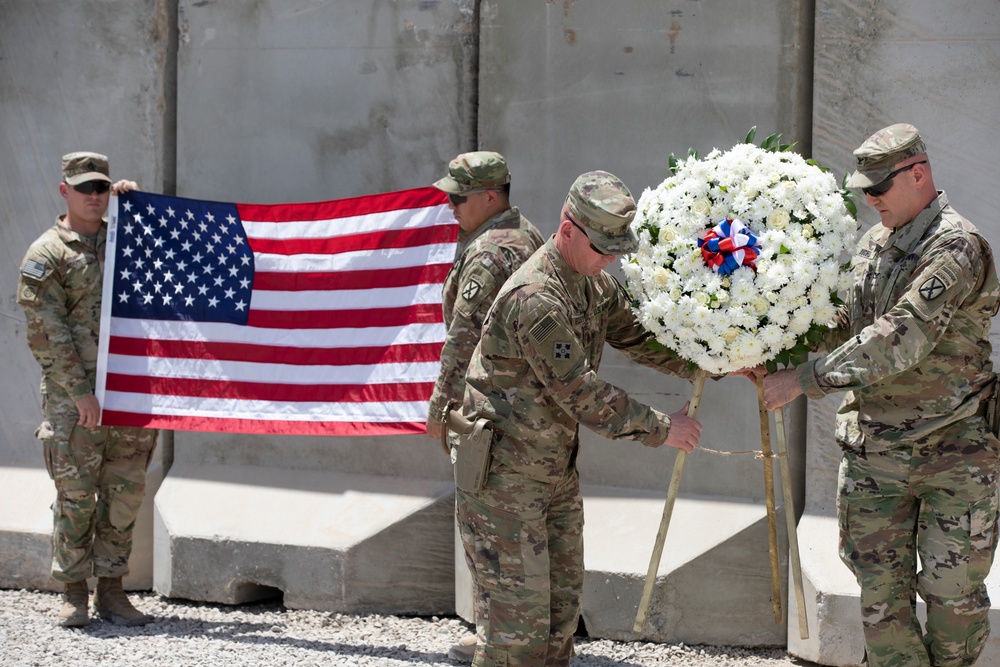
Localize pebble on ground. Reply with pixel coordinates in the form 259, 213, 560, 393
0, 588, 824, 666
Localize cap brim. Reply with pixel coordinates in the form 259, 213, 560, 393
433, 176, 487, 195
590, 227, 639, 255
65, 172, 112, 186
845, 168, 885, 189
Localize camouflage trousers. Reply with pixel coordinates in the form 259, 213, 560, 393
838, 417, 999, 667
456, 462, 584, 667
41, 421, 158, 583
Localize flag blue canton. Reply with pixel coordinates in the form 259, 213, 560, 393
110, 191, 255, 325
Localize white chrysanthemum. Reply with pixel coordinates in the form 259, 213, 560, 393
624, 140, 856, 372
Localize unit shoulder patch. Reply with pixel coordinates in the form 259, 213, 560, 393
462, 278, 482, 302
906, 254, 963, 320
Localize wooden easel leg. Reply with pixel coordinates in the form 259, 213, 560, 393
774, 405, 809, 639
633, 370, 708, 633
757, 376, 782, 624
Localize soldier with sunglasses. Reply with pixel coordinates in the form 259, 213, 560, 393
763, 124, 1000, 667
17, 152, 159, 628
457, 171, 704, 666
426, 151, 543, 446
426, 152, 543, 662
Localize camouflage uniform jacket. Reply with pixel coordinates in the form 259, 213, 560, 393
427, 207, 543, 420
464, 238, 697, 484
17, 217, 106, 408
796, 191, 1000, 451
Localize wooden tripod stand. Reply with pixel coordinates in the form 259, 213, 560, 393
632, 370, 809, 640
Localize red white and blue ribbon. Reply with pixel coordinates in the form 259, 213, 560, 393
698, 218, 760, 275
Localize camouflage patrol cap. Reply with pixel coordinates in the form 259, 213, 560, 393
565, 170, 638, 254
846, 123, 927, 189
433, 151, 511, 194
62, 151, 112, 186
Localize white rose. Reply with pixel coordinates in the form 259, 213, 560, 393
767, 208, 791, 230
692, 199, 712, 217
751, 296, 770, 315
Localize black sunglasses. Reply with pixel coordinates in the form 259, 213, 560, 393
448, 189, 491, 206
567, 216, 611, 256
862, 160, 926, 197
70, 180, 111, 195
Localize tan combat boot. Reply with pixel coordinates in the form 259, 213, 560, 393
94, 577, 152, 626
58, 580, 90, 627
447, 634, 477, 663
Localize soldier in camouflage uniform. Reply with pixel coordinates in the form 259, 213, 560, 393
16, 152, 159, 628
763, 125, 1000, 667
426, 151, 543, 441
426, 152, 544, 663
459, 171, 704, 667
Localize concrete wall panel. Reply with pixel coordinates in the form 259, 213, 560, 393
0, 0, 173, 468
176, 0, 475, 204
478, 0, 813, 501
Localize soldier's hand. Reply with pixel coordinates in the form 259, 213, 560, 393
75, 394, 101, 429
729, 365, 767, 385
663, 404, 702, 453
111, 179, 140, 195
762, 369, 803, 411
425, 417, 443, 441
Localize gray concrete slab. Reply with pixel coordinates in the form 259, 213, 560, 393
154, 463, 455, 613
455, 487, 791, 646
0, 461, 163, 591
581, 487, 789, 646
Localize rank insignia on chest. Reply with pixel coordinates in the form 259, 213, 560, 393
918, 275, 947, 301
462, 278, 482, 302
554, 341, 572, 360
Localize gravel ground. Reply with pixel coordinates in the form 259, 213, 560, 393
0, 588, 821, 667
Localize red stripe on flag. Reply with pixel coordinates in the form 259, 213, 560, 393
254, 263, 452, 292
107, 337, 444, 366
236, 186, 448, 223
245, 303, 442, 329
105, 374, 434, 403
101, 411, 425, 436
248, 224, 454, 256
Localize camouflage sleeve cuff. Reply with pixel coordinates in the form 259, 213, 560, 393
640, 411, 671, 447
67, 379, 94, 402
796, 359, 830, 400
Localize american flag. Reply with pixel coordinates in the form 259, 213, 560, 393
95, 187, 456, 436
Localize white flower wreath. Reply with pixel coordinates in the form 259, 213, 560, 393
623, 129, 858, 374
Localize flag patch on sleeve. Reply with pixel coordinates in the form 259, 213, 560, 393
21, 259, 47, 280
530, 314, 558, 342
